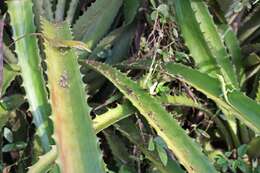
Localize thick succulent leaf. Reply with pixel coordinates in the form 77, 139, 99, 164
2, 44, 20, 94
157, 94, 237, 149
89, 23, 136, 64
158, 94, 214, 116
85, 60, 218, 173
29, 102, 133, 173
88, 27, 126, 61
66, 0, 80, 24
238, 5, 260, 43
43, 0, 54, 21
256, 81, 260, 103
164, 63, 260, 133
55, 0, 66, 21
0, 15, 4, 93
29, 99, 182, 173
86, 23, 136, 93
174, 0, 219, 75
190, 0, 239, 88
3, 44, 17, 64
103, 129, 135, 171
93, 102, 135, 133
73, 0, 122, 50
32, 0, 54, 22
8, 0, 53, 153
227, 90, 260, 129
105, 24, 136, 64
2, 64, 18, 95
28, 146, 58, 173
123, 0, 140, 24
215, 0, 235, 14
115, 120, 186, 173
93, 94, 213, 133
221, 25, 244, 84
41, 19, 105, 173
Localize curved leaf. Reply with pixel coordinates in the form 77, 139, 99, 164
164, 62, 260, 133
28, 146, 58, 173
190, 0, 238, 87
93, 102, 135, 133
0, 15, 4, 93
115, 120, 185, 173
42, 19, 105, 173
73, 0, 122, 50
55, 0, 66, 21
174, 0, 219, 75
221, 25, 244, 83
238, 6, 260, 43
85, 60, 218, 173
66, 0, 79, 24
8, 0, 53, 153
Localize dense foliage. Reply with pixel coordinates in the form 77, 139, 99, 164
0, 0, 260, 172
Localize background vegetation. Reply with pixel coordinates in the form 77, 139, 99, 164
0, 0, 260, 172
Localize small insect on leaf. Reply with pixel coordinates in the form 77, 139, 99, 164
58, 70, 70, 88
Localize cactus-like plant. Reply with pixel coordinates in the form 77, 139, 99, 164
1, 0, 260, 172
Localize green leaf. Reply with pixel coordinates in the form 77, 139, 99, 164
215, 0, 234, 14
237, 158, 248, 172
119, 166, 133, 173
55, 0, 66, 21
3, 127, 13, 143
190, 0, 238, 87
148, 137, 155, 151
8, 0, 53, 153
247, 136, 260, 159
93, 102, 135, 133
116, 120, 185, 173
164, 62, 260, 133
66, 0, 80, 24
28, 146, 58, 173
42, 19, 105, 173
2, 64, 19, 95
2, 141, 27, 152
158, 94, 213, 116
123, 0, 140, 24
227, 90, 260, 133
104, 129, 133, 168
157, 4, 170, 18
85, 60, 218, 173
237, 144, 248, 157
221, 25, 244, 84
174, 0, 219, 74
73, 0, 122, 51
0, 94, 24, 111
155, 142, 168, 166
256, 81, 260, 103
0, 15, 4, 92
86, 24, 136, 92
238, 5, 260, 43
150, 0, 156, 8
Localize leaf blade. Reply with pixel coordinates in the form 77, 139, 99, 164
85, 60, 218, 173
42, 19, 105, 173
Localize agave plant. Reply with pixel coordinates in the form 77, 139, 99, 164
0, 0, 260, 173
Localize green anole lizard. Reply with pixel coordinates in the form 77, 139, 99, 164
9, 33, 92, 53
217, 74, 236, 105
